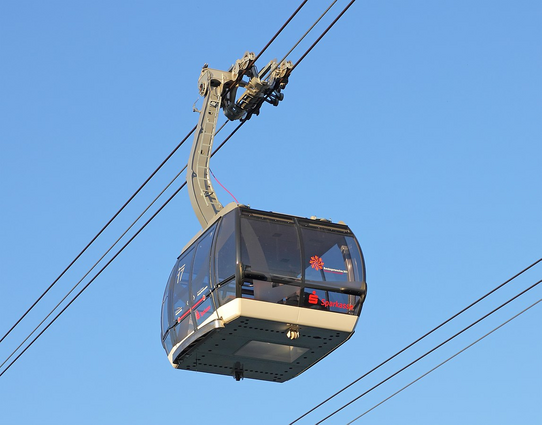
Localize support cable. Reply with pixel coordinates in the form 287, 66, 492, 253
289, 257, 542, 424
261, 0, 339, 80
0, 165, 188, 371
0, 0, 303, 346
0, 125, 196, 346
223, 0, 308, 99
347, 297, 542, 424
253, 0, 308, 64
289, 0, 356, 75
0, 117, 248, 376
315, 278, 542, 424
0, 120, 244, 376
210, 168, 239, 204
0, 181, 186, 378
0, 0, 349, 374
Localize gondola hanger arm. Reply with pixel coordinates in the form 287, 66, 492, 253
187, 52, 292, 228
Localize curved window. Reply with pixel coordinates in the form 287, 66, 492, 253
301, 227, 364, 314
190, 225, 216, 327
240, 215, 301, 305
214, 212, 237, 307
301, 228, 362, 287
171, 247, 195, 344
161, 268, 174, 353
162, 208, 367, 357
241, 216, 301, 279
162, 267, 176, 338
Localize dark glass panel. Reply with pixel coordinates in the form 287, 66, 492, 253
303, 288, 358, 315
252, 280, 300, 305
194, 297, 214, 327
346, 237, 365, 282
302, 228, 363, 288
216, 278, 236, 307
240, 216, 301, 279
170, 316, 192, 349
161, 265, 177, 340
328, 291, 357, 314
190, 225, 216, 327
161, 294, 169, 338
171, 247, 195, 339
303, 288, 328, 310
214, 212, 236, 285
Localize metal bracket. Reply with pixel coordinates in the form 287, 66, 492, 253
187, 52, 291, 228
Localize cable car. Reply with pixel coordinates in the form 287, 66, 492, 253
161, 53, 367, 382
161, 203, 367, 382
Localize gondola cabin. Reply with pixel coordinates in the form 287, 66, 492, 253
161, 203, 367, 382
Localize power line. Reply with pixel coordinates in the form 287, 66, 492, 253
289, 257, 542, 424
253, 0, 308, 64
0, 120, 246, 377
0, 181, 186, 378
1, 0, 357, 376
0, 0, 304, 350
1, 0, 316, 348
0, 125, 196, 346
227, 0, 309, 94
261, 0, 339, 80
346, 297, 542, 424
315, 278, 542, 424
288, 0, 356, 75
0, 160, 189, 371
0, 0, 312, 347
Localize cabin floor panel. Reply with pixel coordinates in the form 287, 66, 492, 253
174, 316, 352, 383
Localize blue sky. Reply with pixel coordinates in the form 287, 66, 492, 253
1, 1, 541, 424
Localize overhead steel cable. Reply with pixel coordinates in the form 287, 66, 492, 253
0, 121, 245, 378
347, 297, 542, 424
288, 0, 356, 75
315, 278, 542, 424
260, 0, 339, 80
0, 0, 304, 347
1, 118, 232, 367
289, 257, 542, 424
0, 125, 196, 346
1, 0, 349, 375
223, 0, 308, 96
0, 158, 192, 371
253, 0, 308, 64
0, 180, 185, 378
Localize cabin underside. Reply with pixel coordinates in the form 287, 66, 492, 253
171, 299, 357, 382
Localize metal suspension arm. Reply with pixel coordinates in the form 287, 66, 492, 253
187, 52, 292, 228
187, 66, 234, 228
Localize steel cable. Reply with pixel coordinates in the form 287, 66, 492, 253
314, 278, 542, 424
289, 0, 356, 75
346, 297, 542, 424
0, 181, 186, 378
0, 0, 355, 376
260, 0, 339, 80
253, 0, 309, 64
0, 125, 196, 346
0, 123, 247, 377
0, 0, 306, 349
289, 257, 542, 424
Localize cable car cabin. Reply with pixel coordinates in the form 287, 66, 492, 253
161, 203, 367, 382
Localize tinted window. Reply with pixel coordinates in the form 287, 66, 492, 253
162, 266, 176, 338
302, 228, 358, 284
215, 212, 236, 284
240, 216, 301, 279
190, 225, 216, 327
346, 236, 365, 282
172, 247, 195, 340
161, 294, 170, 337
303, 287, 356, 314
